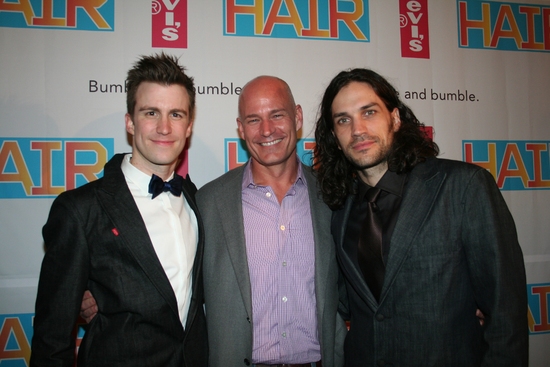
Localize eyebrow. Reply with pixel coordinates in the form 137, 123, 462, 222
171, 108, 188, 116
244, 108, 287, 119
138, 106, 188, 116
332, 102, 379, 119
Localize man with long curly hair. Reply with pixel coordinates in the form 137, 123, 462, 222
313, 68, 528, 366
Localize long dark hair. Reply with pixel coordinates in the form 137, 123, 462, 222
313, 68, 439, 210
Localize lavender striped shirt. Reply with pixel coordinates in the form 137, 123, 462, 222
242, 160, 321, 364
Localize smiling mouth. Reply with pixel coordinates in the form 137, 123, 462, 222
260, 138, 282, 147
153, 140, 174, 145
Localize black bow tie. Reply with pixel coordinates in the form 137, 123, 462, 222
148, 174, 184, 199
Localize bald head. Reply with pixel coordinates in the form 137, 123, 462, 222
238, 76, 296, 120
236, 75, 303, 172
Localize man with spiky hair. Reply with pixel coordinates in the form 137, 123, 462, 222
31, 53, 207, 367
313, 68, 527, 366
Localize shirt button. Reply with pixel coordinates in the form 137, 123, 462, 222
266, 192, 271, 198
282, 261, 287, 266
282, 296, 288, 302
280, 225, 285, 231
282, 332, 287, 338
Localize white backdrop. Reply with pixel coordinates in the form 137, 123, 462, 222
1, 1, 549, 365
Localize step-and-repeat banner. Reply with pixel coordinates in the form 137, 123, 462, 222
0, 1, 549, 365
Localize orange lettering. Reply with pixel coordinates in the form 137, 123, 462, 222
0, 318, 31, 365
31, 141, 65, 195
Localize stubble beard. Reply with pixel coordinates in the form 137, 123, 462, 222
345, 141, 391, 172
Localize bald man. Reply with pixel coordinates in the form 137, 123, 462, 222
196, 76, 346, 367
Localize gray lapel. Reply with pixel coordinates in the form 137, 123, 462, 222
303, 166, 332, 321
380, 160, 445, 303
215, 165, 253, 317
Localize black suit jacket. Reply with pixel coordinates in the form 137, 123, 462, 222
333, 157, 527, 367
30, 153, 207, 367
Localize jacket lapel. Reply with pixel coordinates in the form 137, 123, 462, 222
215, 165, 254, 317
303, 166, 332, 321
380, 159, 445, 303
333, 194, 380, 310
95, 154, 180, 320
181, 175, 204, 331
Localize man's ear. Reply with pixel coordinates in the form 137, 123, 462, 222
125, 114, 135, 135
236, 118, 245, 140
295, 104, 304, 132
185, 119, 194, 138
391, 109, 401, 132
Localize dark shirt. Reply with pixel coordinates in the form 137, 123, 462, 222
343, 170, 407, 267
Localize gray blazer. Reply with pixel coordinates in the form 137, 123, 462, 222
332, 157, 528, 366
196, 161, 346, 367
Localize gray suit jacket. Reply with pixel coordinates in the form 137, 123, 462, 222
332, 157, 528, 366
196, 161, 346, 367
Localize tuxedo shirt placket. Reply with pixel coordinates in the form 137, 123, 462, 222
121, 155, 198, 327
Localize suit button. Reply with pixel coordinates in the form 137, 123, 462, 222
376, 314, 384, 321
244, 358, 251, 366
377, 360, 386, 366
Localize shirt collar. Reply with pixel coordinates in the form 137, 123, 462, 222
241, 156, 305, 191
356, 169, 407, 202
121, 154, 175, 196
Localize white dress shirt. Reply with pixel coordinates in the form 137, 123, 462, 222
121, 154, 198, 327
